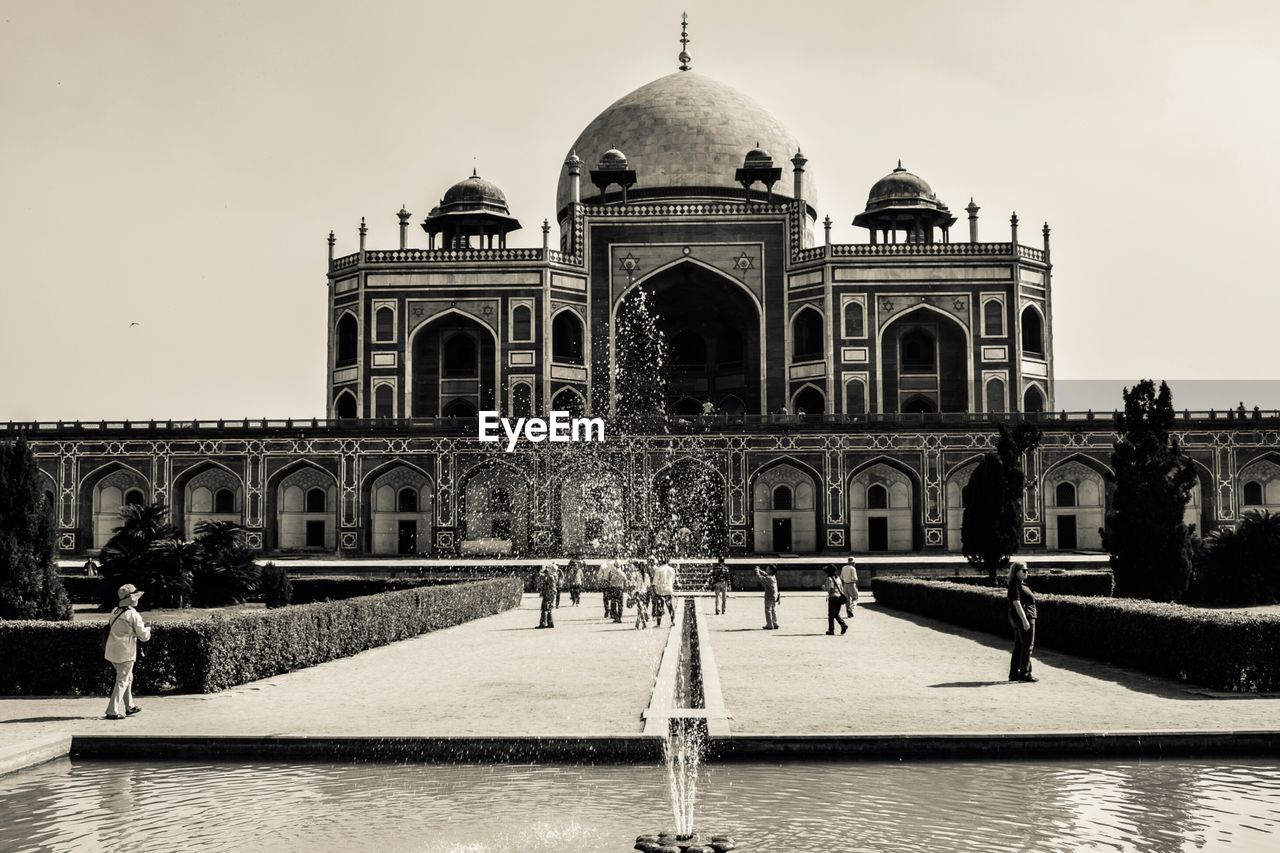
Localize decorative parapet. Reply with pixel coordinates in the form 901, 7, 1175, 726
329, 247, 586, 274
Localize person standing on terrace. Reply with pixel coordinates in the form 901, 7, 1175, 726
710, 557, 731, 615
823, 566, 849, 636
1007, 561, 1038, 682
755, 564, 780, 630
104, 584, 150, 720
839, 557, 859, 619
568, 558, 584, 606
536, 564, 558, 629
652, 557, 677, 626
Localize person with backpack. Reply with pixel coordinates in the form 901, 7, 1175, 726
104, 583, 151, 720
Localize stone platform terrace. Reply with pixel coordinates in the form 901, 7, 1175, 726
2, 593, 1278, 772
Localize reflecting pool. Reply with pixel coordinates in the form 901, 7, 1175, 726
2, 758, 1278, 852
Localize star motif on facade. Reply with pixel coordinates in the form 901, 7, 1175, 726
619, 253, 639, 273
482, 305, 493, 316
954, 298, 966, 311
733, 251, 754, 272
880, 299, 895, 313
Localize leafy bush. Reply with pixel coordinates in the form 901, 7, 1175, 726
260, 563, 292, 608
192, 521, 260, 607
0, 578, 522, 695
872, 577, 1280, 692
98, 503, 193, 609
947, 570, 1114, 597
1186, 511, 1280, 605
287, 576, 444, 604
0, 436, 72, 621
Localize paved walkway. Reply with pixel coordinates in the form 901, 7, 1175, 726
705, 593, 1280, 734
0, 595, 667, 750
2, 592, 1278, 764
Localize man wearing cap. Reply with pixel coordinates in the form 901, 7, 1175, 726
104, 584, 151, 720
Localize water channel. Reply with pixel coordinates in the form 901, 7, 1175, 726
2, 756, 1278, 852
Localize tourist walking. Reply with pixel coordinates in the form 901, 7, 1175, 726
839, 557, 859, 618
755, 565, 780, 630
569, 558, 584, 606
652, 558, 677, 626
554, 561, 565, 608
104, 584, 150, 720
823, 567, 849, 635
629, 562, 651, 629
710, 557, 731, 615
536, 563, 558, 629
1008, 561, 1038, 682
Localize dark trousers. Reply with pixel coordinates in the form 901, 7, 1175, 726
539, 594, 555, 628
570, 585, 581, 605
827, 596, 848, 633
652, 593, 674, 624
608, 588, 623, 622
1009, 615, 1036, 678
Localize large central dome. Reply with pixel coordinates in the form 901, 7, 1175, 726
557, 71, 816, 215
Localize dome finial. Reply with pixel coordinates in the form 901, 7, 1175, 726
895, 159, 904, 171
678, 12, 691, 71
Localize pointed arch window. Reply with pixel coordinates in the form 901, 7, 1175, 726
512, 305, 532, 342
336, 313, 358, 366
843, 301, 865, 338
867, 484, 889, 510
305, 488, 327, 513
374, 307, 395, 342
983, 300, 1005, 337
213, 488, 235, 514
552, 312, 584, 365
792, 308, 824, 361
1021, 306, 1045, 356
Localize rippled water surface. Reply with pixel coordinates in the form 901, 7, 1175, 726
2, 758, 1278, 852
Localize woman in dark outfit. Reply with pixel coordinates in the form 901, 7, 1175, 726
1007, 561, 1038, 682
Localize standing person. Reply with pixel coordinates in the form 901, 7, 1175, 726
629, 562, 651, 629
823, 566, 849, 636
598, 559, 613, 618
652, 557, 677, 626
104, 584, 150, 720
554, 561, 565, 609
569, 558, 584, 606
755, 565, 780, 630
839, 557, 859, 618
1008, 561, 1038, 682
710, 557, 731, 615
536, 563, 558, 629
607, 559, 628, 623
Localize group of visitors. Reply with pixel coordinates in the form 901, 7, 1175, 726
532, 548, 1039, 681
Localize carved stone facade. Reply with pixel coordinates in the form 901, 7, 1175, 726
16, 418, 1278, 557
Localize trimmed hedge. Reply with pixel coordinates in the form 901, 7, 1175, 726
0, 577, 522, 696
947, 571, 1114, 597
872, 577, 1280, 692
59, 574, 462, 607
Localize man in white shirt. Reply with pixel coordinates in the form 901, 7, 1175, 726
651, 559, 677, 626
839, 557, 860, 618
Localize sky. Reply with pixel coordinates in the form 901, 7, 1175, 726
2, 0, 1278, 420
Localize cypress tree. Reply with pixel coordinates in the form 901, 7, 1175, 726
961, 422, 1043, 582
1103, 380, 1197, 601
0, 436, 72, 620
612, 286, 668, 434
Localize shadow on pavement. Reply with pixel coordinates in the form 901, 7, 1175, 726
929, 681, 1016, 688
862, 603, 1206, 701
0, 716, 88, 724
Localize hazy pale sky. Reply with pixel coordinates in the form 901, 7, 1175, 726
2, 1, 1278, 420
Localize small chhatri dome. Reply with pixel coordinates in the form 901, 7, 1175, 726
853, 161, 956, 244
743, 146, 773, 167
423, 169, 520, 248
866, 161, 937, 205
438, 170, 510, 214
598, 148, 629, 170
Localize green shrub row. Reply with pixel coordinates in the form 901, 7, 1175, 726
946, 570, 1115, 597
59, 574, 460, 607
0, 577, 522, 696
871, 577, 1280, 692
